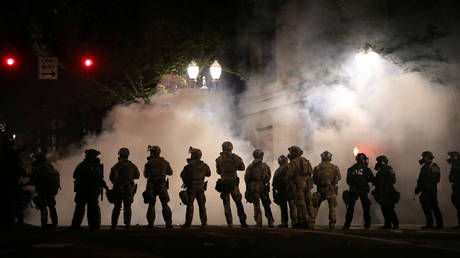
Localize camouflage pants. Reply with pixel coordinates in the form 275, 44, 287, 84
251, 189, 274, 226
220, 186, 247, 226
278, 199, 297, 226
71, 193, 101, 230
34, 195, 57, 228
185, 184, 207, 225
295, 188, 314, 226
312, 195, 337, 224
111, 185, 135, 227
146, 186, 172, 226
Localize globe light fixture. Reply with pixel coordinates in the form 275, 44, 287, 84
210, 60, 222, 81
187, 61, 199, 81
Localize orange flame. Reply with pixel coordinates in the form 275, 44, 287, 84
353, 146, 359, 156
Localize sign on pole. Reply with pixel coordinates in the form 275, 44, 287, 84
38, 57, 58, 80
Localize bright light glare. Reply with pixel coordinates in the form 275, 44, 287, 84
6, 57, 15, 66
187, 61, 199, 80
355, 51, 379, 66
84, 58, 93, 67
210, 60, 222, 80
353, 146, 359, 156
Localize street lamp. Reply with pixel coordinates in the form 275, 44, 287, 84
187, 60, 222, 90
210, 60, 222, 81
187, 61, 199, 81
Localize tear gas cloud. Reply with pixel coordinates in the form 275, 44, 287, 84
240, 0, 460, 225
26, 91, 255, 226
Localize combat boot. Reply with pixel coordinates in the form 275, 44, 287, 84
146, 224, 154, 229
240, 222, 248, 228
329, 222, 335, 229
201, 223, 207, 229
181, 223, 191, 229
165, 224, 173, 229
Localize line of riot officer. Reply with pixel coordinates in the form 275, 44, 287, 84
23, 143, 459, 231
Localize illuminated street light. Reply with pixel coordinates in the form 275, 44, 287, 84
210, 60, 222, 81
187, 61, 199, 81
355, 50, 379, 66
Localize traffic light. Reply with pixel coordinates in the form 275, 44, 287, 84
4, 56, 16, 68
83, 57, 94, 68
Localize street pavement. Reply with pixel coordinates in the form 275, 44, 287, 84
1, 224, 459, 258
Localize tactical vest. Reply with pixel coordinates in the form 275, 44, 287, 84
34, 163, 60, 195
145, 157, 169, 179
247, 161, 265, 182
219, 154, 237, 174
112, 160, 138, 186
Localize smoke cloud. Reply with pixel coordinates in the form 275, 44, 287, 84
240, 0, 460, 226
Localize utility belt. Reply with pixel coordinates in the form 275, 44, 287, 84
148, 178, 168, 189
215, 177, 239, 193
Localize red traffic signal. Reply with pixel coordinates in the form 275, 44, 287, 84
4, 57, 16, 67
83, 58, 94, 68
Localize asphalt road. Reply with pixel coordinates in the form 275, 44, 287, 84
1, 224, 459, 258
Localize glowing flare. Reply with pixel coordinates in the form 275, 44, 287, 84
353, 146, 359, 156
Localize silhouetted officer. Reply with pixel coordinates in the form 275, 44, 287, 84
447, 151, 460, 229
143, 145, 173, 229
110, 147, 140, 230
215, 141, 248, 228
415, 151, 443, 229
29, 153, 60, 229
343, 153, 374, 229
312, 151, 341, 229
287, 146, 314, 229
372, 155, 399, 229
180, 147, 211, 229
273, 155, 297, 228
245, 149, 274, 228
70, 149, 106, 230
